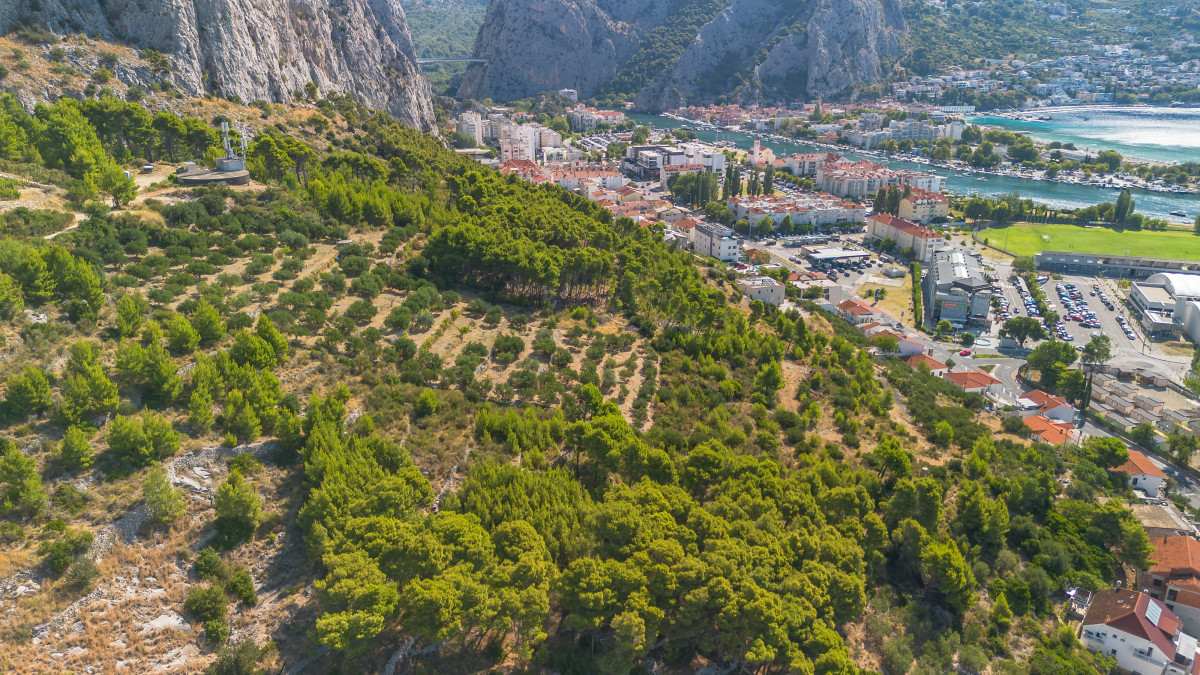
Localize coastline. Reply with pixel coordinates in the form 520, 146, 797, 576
659, 112, 1199, 202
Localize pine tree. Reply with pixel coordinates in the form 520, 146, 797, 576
191, 299, 225, 345
144, 467, 184, 523
189, 389, 214, 433
59, 425, 93, 471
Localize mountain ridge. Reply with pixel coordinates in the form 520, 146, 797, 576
0, 0, 435, 129
457, 0, 907, 107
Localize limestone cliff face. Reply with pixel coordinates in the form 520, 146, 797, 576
456, 0, 642, 102
0, 0, 435, 129
465, 0, 906, 108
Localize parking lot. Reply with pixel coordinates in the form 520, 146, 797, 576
991, 272, 1158, 356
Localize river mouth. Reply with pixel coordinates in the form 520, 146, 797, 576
624, 111, 1200, 223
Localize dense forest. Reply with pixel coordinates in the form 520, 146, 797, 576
0, 80, 1157, 674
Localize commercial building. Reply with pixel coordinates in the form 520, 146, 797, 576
805, 247, 872, 265
866, 214, 943, 263
735, 276, 785, 305
1035, 251, 1197, 278
1080, 588, 1200, 675
1131, 273, 1200, 341
1141, 536, 1200, 635
922, 248, 993, 327
693, 223, 741, 261
898, 188, 950, 224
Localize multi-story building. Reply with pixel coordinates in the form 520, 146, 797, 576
898, 188, 950, 224
866, 214, 943, 262
922, 248, 993, 327
728, 194, 868, 229
735, 276, 785, 305
458, 111, 484, 146
1081, 588, 1200, 675
784, 152, 843, 177
568, 106, 626, 131
694, 223, 741, 261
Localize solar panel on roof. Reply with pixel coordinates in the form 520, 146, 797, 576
1146, 600, 1162, 626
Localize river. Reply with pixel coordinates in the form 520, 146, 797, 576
624, 111, 1200, 224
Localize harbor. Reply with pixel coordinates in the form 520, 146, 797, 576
626, 112, 1200, 224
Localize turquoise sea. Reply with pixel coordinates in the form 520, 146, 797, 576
971, 107, 1200, 165
625, 110, 1200, 224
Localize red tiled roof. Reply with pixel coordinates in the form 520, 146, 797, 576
1148, 536, 1200, 576
943, 370, 1000, 390
905, 353, 947, 371
1084, 589, 1183, 662
1024, 389, 1071, 412
1117, 450, 1168, 479
1022, 415, 1076, 445
837, 299, 878, 315
868, 213, 941, 239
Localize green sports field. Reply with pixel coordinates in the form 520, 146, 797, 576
982, 223, 1200, 261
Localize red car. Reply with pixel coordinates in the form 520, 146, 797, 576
959, 349, 972, 356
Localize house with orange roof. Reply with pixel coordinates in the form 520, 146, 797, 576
1141, 535, 1200, 634
942, 370, 1001, 395
864, 328, 924, 357
1018, 389, 1076, 423
904, 353, 949, 375
1021, 414, 1081, 446
1116, 449, 1169, 496
836, 299, 885, 325
1080, 588, 1200, 675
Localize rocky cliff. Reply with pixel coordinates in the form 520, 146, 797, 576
456, 0, 642, 102
0, 0, 435, 129
461, 0, 906, 108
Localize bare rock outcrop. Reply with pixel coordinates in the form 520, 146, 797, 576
457, 0, 642, 102
0, 0, 435, 128
462, 0, 906, 108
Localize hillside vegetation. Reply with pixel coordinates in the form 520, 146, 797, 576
0, 78, 1155, 675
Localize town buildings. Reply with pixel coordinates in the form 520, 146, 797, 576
866, 214, 943, 263
623, 144, 726, 180
815, 159, 945, 199
922, 248, 994, 327
728, 194, 868, 229
568, 106, 626, 131
898, 188, 950, 224
1080, 588, 1200, 675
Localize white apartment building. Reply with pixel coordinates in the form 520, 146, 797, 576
694, 223, 741, 261
458, 111, 484, 146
